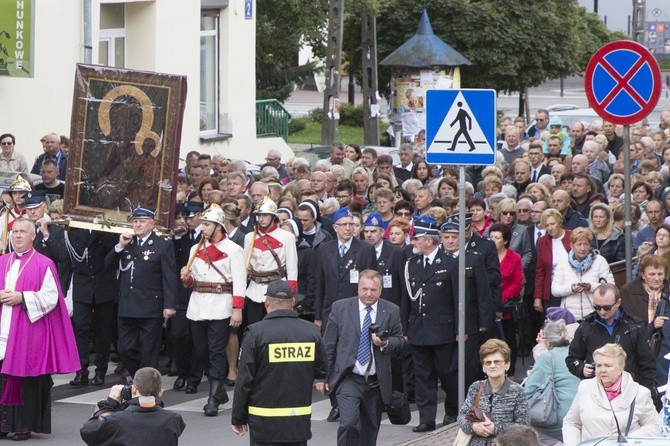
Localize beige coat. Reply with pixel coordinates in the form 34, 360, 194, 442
562, 372, 660, 446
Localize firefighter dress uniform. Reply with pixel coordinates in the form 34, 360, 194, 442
243, 198, 298, 327
183, 203, 247, 416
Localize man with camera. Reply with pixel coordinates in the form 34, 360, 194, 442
317, 269, 404, 446
80, 367, 185, 445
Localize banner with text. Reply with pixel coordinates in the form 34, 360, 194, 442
0, 0, 34, 78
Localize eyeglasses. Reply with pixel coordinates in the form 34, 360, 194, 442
501, 211, 516, 216
0, 142, 13, 146
483, 360, 505, 367
336, 195, 351, 200
396, 211, 411, 217
517, 208, 530, 213
593, 303, 617, 311
336, 222, 355, 227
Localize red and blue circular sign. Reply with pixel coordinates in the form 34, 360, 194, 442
584, 40, 661, 126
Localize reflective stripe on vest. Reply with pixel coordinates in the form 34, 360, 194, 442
248, 405, 312, 417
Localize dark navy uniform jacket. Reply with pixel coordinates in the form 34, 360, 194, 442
105, 232, 177, 318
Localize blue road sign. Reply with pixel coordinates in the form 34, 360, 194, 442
425, 89, 496, 165
585, 40, 661, 126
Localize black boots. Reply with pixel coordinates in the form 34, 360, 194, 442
90, 371, 106, 386
203, 380, 229, 416
70, 370, 89, 387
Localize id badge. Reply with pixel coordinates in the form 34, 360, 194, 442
383, 274, 392, 288
350, 269, 359, 284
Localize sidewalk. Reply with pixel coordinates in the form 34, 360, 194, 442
398, 423, 459, 446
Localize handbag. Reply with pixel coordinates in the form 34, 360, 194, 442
453, 381, 486, 446
527, 352, 558, 427
649, 298, 667, 359
385, 390, 411, 425
453, 427, 474, 446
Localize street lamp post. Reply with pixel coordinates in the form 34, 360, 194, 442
632, 0, 646, 44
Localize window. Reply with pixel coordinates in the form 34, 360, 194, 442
200, 12, 219, 135
99, 3, 125, 67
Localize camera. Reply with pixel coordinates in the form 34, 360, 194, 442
369, 323, 389, 341
120, 384, 133, 402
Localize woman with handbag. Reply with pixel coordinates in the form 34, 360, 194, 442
524, 320, 580, 445
455, 339, 529, 446
562, 343, 660, 445
489, 223, 524, 377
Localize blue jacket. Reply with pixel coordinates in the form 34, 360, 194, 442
524, 346, 580, 441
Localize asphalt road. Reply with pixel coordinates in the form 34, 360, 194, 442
40, 363, 448, 445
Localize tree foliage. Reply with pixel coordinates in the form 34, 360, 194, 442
256, 0, 328, 100
343, 0, 613, 95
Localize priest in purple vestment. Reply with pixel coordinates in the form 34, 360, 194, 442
0, 218, 79, 440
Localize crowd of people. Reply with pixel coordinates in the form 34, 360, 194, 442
0, 108, 670, 444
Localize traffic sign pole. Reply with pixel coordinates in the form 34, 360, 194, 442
457, 165, 465, 410
623, 128, 632, 283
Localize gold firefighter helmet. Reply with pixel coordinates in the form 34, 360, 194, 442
256, 197, 278, 217
199, 203, 225, 225
6, 175, 32, 193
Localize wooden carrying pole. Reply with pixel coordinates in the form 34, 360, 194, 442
181, 237, 205, 281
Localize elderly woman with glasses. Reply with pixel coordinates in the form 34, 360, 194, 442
620, 255, 670, 388
551, 228, 615, 321
457, 339, 529, 446
0, 133, 29, 173
485, 198, 532, 269
563, 343, 660, 444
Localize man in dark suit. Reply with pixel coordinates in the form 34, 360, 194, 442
24, 192, 71, 293
105, 206, 178, 378
318, 270, 404, 446
315, 207, 376, 330
170, 202, 203, 391
68, 228, 120, 387
524, 200, 548, 352
363, 212, 407, 393
401, 218, 459, 432
439, 214, 495, 415
314, 207, 376, 421
527, 141, 550, 183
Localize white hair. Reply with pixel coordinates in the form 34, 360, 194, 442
292, 157, 310, 167
582, 140, 599, 153
261, 166, 279, 179
501, 184, 517, 198
321, 197, 340, 213
402, 178, 423, 193
314, 159, 330, 172
538, 174, 555, 188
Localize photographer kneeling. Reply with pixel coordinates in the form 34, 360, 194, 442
80, 367, 186, 446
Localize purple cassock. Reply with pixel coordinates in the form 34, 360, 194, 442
0, 248, 79, 405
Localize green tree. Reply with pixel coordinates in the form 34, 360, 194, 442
344, 0, 612, 95
256, 0, 328, 101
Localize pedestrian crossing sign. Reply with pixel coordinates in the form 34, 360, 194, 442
425, 89, 496, 165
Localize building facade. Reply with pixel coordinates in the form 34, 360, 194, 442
0, 0, 289, 167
